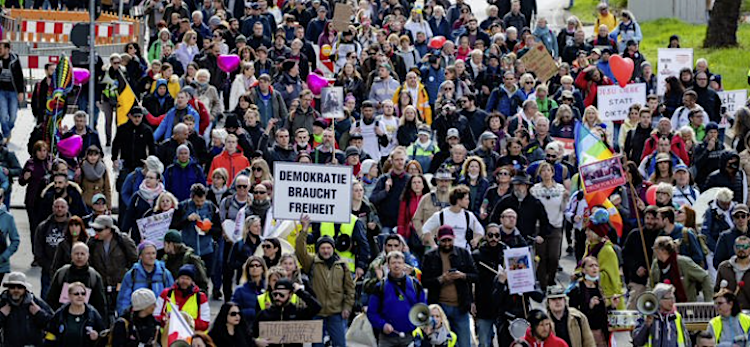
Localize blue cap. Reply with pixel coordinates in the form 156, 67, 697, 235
674, 164, 689, 173
706, 121, 719, 132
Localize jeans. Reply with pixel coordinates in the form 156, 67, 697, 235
40, 271, 51, 300
380, 227, 394, 235
440, 304, 471, 347
0, 90, 18, 139
313, 314, 347, 347
477, 318, 501, 347
212, 238, 225, 293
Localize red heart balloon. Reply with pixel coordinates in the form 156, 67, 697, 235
609, 55, 634, 88
429, 36, 447, 49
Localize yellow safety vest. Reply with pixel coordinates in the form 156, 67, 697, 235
320, 215, 358, 273
412, 328, 457, 347
709, 313, 750, 342
165, 290, 203, 331
257, 292, 300, 311
645, 312, 686, 347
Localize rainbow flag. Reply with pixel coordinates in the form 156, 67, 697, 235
574, 123, 624, 237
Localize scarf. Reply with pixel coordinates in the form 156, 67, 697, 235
138, 181, 164, 205
211, 185, 227, 198
81, 160, 106, 180
658, 252, 688, 302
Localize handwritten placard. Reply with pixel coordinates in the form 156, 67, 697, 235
136, 210, 174, 249
258, 320, 323, 344
332, 3, 353, 32
520, 44, 557, 82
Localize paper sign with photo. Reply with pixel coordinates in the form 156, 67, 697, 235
59, 282, 92, 304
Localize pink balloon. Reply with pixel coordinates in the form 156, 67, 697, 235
72, 67, 90, 85
610, 55, 634, 88
57, 135, 83, 158
217, 54, 241, 73
306, 73, 333, 96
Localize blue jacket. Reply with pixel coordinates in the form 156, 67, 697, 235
715, 227, 746, 269
231, 279, 265, 318
115, 260, 174, 315
701, 201, 735, 252
428, 17, 451, 39
164, 159, 206, 201
153, 105, 200, 142
420, 65, 445, 105
0, 208, 19, 273
367, 275, 426, 334
121, 168, 145, 208
173, 200, 221, 256
486, 85, 526, 117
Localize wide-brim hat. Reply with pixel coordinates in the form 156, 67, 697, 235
511, 172, 532, 185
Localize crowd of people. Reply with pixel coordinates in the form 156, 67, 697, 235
0, 0, 745, 345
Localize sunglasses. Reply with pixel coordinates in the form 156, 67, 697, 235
71, 292, 86, 296
253, 167, 263, 172
486, 233, 500, 239
253, 190, 267, 195
736, 243, 750, 250
6, 284, 24, 290
735, 213, 749, 219
248, 263, 262, 268
93, 227, 104, 233
229, 311, 241, 317
236, 184, 249, 189
498, 171, 510, 176
272, 291, 287, 298
262, 244, 273, 249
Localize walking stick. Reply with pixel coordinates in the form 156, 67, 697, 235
628, 179, 652, 287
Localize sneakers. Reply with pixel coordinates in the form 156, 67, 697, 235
211, 289, 222, 301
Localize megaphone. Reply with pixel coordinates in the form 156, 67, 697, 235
637, 291, 658, 315
408, 303, 431, 327
509, 318, 530, 340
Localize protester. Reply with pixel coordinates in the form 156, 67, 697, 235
632, 283, 689, 346
0, 272, 53, 346
43, 281, 106, 347
116, 241, 175, 315
111, 288, 160, 347
155, 264, 211, 332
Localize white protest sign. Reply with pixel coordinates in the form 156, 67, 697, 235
273, 163, 353, 223
136, 210, 174, 250
504, 247, 536, 295
597, 83, 647, 121
718, 89, 747, 115
657, 48, 693, 96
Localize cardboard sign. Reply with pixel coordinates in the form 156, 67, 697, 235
504, 247, 536, 295
321, 87, 344, 119
718, 89, 747, 115
273, 162, 353, 223
657, 48, 694, 96
258, 320, 324, 344
597, 83, 647, 121
579, 156, 627, 194
332, 3, 353, 32
520, 44, 557, 82
136, 210, 174, 250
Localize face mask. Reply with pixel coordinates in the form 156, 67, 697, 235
468, 173, 479, 180
585, 274, 600, 282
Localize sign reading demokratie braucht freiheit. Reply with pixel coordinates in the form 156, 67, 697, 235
273, 162, 353, 224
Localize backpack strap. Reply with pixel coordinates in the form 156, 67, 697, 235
464, 210, 473, 247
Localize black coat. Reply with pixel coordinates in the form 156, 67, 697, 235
43, 303, 105, 347
253, 289, 321, 347
0, 291, 53, 346
472, 244, 504, 319
112, 121, 156, 171
705, 151, 745, 203
422, 246, 478, 313
490, 193, 550, 238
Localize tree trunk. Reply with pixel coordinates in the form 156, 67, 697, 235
704, 0, 743, 48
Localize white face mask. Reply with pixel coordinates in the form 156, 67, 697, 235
585, 274, 600, 282
468, 173, 479, 180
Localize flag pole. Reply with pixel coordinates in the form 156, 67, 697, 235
628, 179, 651, 286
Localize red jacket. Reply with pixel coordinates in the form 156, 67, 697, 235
397, 192, 422, 239
207, 150, 250, 185
155, 284, 211, 331
574, 71, 613, 107
641, 132, 690, 166
523, 328, 570, 347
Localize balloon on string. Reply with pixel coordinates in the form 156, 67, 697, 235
306, 73, 334, 96
72, 68, 90, 85
217, 54, 241, 73
646, 185, 658, 206
591, 208, 610, 225
57, 135, 83, 158
610, 55, 635, 88
429, 36, 447, 49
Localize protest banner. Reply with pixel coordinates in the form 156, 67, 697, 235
718, 89, 747, 115
597, 83, 647, 122
332, 3, 352, 32
552, 137, 575, 156
259, 321, 323, 344
520, 44, 557, 82
579, 156, 627, 194
273, 162, 353, 223
136, 210, 174, 250
322, 87, 344, 119
505, 247, 536, 294
657, 48, 693, 96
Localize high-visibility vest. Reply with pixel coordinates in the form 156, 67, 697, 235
709, 313, 750, 342
320, 214, 358, 272
645, 312, 686, 347
257, 292, 299, 311
412, 328, 457, 347
165, 290, 202, 331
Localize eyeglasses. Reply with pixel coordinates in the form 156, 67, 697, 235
486, 233, 500, 239
272, 291, 287, 298
735, 243, 750, 250
6, 284, 24, 290
498, 171, 510, 176
229, 311, 241, 316
248, 263, 262, 268
262, 244, 273, 249
93, 228, 104, 233
253, 190, 267, 195
71, 291, 86, 296
735, 213, 749, 219
253, 167, 263, 172
546, 154, 558, 159
525, 81, 534, 85
237, 184, 249, 189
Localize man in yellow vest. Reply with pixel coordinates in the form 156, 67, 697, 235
314, 213, 371, 278
154, 265, 211, 332
632, 283, 689, 347
708, 289, 750, 345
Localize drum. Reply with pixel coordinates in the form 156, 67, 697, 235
608, 310, 640, 331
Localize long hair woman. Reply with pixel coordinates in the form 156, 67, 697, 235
229, 256, 266, 323
209, 302, 254, 347
50, 216, 89, 275
397, 174, 431, 258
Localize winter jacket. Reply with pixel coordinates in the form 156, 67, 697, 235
705, 151, 747, 204
163, 244, 209, 292
421, 246, 478, 313
715, 227, 750, 269
574, 70, 613, 107
153, 105, 200, 142
154, 284, 210, 331
490, 193, 551, 238
623, 228, 659, 285
367, 275, 426, 335
0, 291, 53, 346
623, 125, 653, 164
207, 150, 250, 186
78, 164, 112, 210
560, 308, 596, 347
472, 243, 505, 319
172, 199, 221, 257
112, 121, 156, 171
0, 208, 19, 274
120, 168, 145, 209
258, 133, 297, 171
34, 214, 69, 276
231, 279, 265, 319
716, 256, 750, 309
641, 132, 690, 166
432, 112, 475, 151
37, 183, 89, 221
523, 328, 570, 347
692, 84, 723, 122
43, 303, 105, 347
253, 288, 321, 347
701, 200, 735, 252
47, 265, 108, 320
287, 104, 319, 135
420, 65, 446, 107
295, 227, 356, 316
696, 139, 726, 183
486, 85, 526, 117
392, 83, 433, 124
533, 26, 559, 57
580, 239, 625, 307
156, 139, 195, 170
0, 52, 24, 93
609, 20, 643, 53
116, 260, 175, 315
632, 310, 690, 347
119, 192, 155, 244
659, 224, 705, 268
87, 231, 138, 288
164, 159, 206, 201
196, 53, 226, 91
650, 255, 713, 302
370, 172, 412, 228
